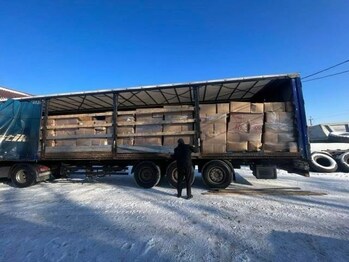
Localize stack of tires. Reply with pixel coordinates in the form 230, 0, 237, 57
310, 151, 349, 173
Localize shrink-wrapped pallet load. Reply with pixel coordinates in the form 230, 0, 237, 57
200, 103, 229, 154
263, 102, 298, 152
227, 113, 264, 152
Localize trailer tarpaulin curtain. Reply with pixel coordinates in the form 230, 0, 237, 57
0, 99, 42, 160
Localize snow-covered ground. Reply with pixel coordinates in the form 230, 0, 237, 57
0, 168, 348, 262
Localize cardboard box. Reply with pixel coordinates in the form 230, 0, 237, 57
263, 142, 289, 152
117, 137, 134, 146
285, 102, 294, 112
264, 123, 294, 133
228, 132, 262, 142
289, 142, 298, 152
200, 104, 216, 115
55, 119, 79, 126
56, 140, 77, 147
251, 103, 264, 113
265, 112, 293, 123
230, 102, 251, 113
263, 132, 278, 143
227, 141, 248, 152
248, 141, 262, 151
278, 132, 296, 143
163, 123, 193, 146
229, 113, 264, 133
202, 142, 226, 154
163, 136, 192, 146
200, 114, 227, 144
117, 115, 135, 123
216, 103, 230, 114
264, 102, 286, 112
134, 137, 162, 146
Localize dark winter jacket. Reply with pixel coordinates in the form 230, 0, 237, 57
172, 143, 197, 170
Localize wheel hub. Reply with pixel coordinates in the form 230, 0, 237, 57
16, 170, 27, 183
209, 168, 224, 183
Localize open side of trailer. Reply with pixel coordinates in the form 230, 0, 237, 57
0, 73, 310, 188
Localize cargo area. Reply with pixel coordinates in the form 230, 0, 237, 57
37, 73, 308, 161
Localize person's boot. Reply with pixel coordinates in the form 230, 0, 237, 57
186, 195, 193, 200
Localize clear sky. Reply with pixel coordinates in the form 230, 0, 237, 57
0, 0, 348, 124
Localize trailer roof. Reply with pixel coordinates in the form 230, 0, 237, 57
19, 73, 299, 114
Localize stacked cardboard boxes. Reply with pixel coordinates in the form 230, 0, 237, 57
200, 103, 229, 153
46, 113, 113, 151
76, 116, 109, 147
163, 106, 193, 148
227, 102, 264, 152
116, 112, 135, 146
263, 102, 298, 152
134, 109, 163, 146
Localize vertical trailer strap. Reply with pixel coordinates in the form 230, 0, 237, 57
113, 93, 118, 156
41, 99, 49, 159
292, 78, 310, 160
193, 86, 201, 150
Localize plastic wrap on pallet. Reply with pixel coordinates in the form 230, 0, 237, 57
228, 113, 263, 133
264, 102, 286, 112
200, 113, 227, 153
263, 142, 289, 152
265, 112, 294, 123
227, 141, 248, 152
264, 122, 294, 133
229, 102, 264, 113
227, 113, 263, 151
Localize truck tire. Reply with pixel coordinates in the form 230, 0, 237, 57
10, 164, 37, 188
202, 160, 232, 188
336, 152, 349, 172
223, 160, 236, 181
328, 132, 349, 143
133, 161, 161, 188
166, 161, 195, 188
310, 152, 338, 173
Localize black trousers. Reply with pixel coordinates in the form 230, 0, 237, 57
177, 167, 193, 197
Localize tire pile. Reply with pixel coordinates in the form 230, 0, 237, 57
310, 130, 349, 173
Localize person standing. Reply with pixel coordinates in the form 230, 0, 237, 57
172, 138, 197, 199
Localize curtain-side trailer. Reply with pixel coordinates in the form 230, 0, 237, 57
0, 73, 310, 188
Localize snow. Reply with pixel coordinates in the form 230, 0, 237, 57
0, 169, 348, 261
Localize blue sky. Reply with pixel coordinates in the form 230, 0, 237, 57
0, 0, 348, 124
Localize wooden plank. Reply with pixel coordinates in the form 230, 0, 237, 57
47, 123, 113, 129
47, 134, 113, 140
117, 131, 196, 138
117, 119, 195, 126
48, 111, 113, 119
117, 107, 194, 115
202, 188, 327, 196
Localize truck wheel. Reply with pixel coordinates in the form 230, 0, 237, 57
166, 161, 195, 188
133, 161, 161, 188
202, 160, 232, 188
336, 152, 349, 172
328, 132, 349, 143
10, 164, 37, 188
310, 152, 338, 173
223, 160, 236, 181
